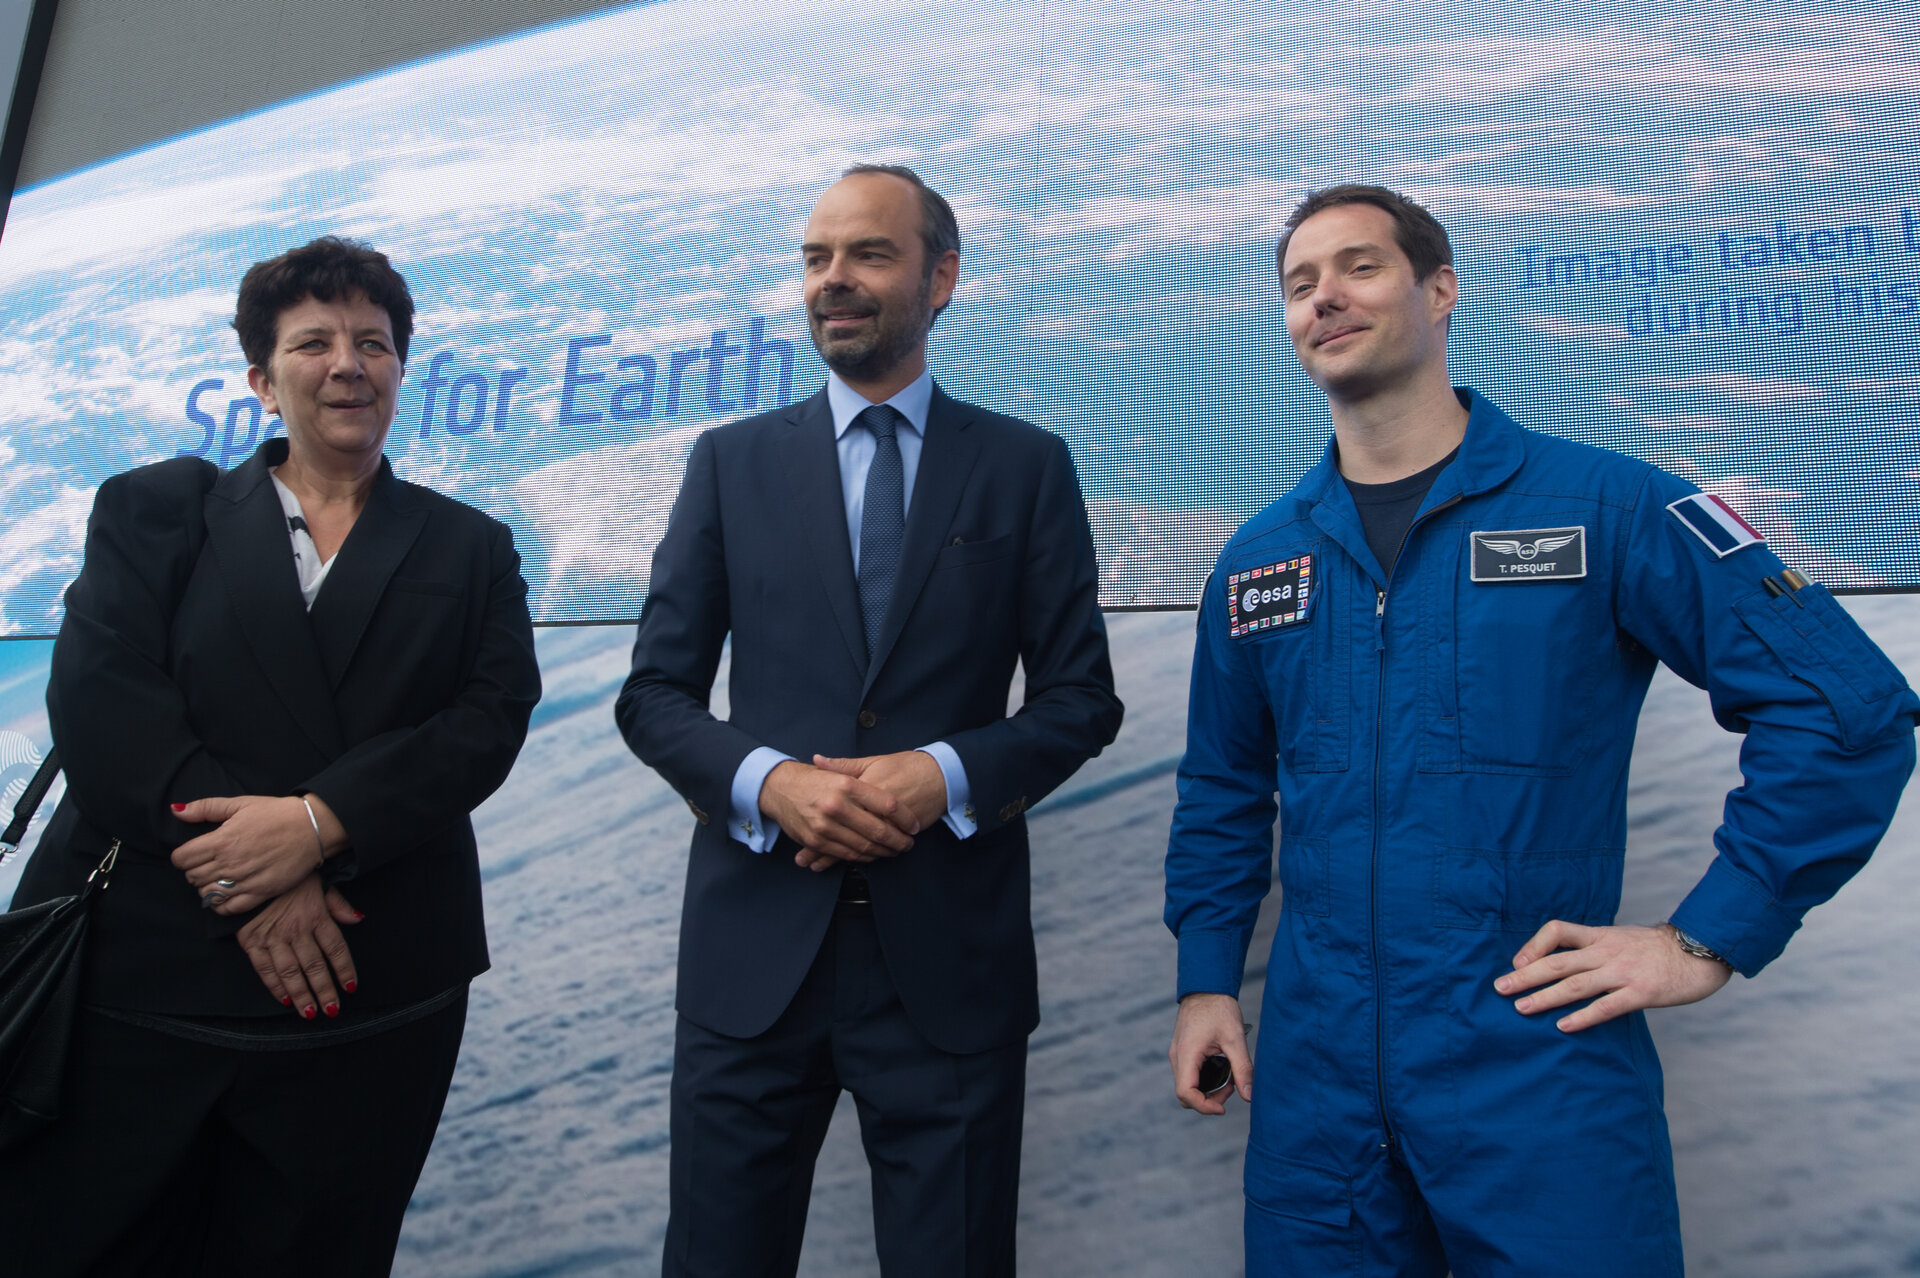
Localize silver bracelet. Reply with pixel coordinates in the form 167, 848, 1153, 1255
300, 795, 326, 870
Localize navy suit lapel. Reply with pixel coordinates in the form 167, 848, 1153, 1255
307, 460, 427, 690
203, 443, 345, 758
779, 390, 869, 676
864, 386, 980, 693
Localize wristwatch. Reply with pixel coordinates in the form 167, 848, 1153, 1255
1668, 923, 1733, 970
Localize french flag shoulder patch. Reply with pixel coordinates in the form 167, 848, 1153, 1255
1667, 492, 1765, 559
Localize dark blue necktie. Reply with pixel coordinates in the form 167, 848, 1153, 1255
857, 404, 906, 657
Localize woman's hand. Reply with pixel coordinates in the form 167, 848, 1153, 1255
171, 794, 339, 914
235, 874, 363, 1019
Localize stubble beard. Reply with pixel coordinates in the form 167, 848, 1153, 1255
809, 273, 935, 383
1306, 325, 1422, 405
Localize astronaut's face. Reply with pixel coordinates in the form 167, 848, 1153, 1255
1281, 203, 1456, 403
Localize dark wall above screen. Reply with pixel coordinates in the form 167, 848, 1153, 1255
0, 0, 37, 143
13, 0, 625, 189
0, 0, 56, 232
1, 0, 1915, 637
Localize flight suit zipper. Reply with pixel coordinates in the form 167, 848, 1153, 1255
1368, 493, 1461, 1155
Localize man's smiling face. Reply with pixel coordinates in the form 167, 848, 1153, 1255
1280, 201, 1455, 402
801, 171, 956, 384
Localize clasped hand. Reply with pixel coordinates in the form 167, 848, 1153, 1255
1496, 920, 1732, 1032
171, 793, 361, 1016
171, 794, 330, 914
759, 752, 949, 872
236, 873, 363, 1019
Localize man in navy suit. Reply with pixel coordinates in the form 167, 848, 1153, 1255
617, 164, 1122, 1276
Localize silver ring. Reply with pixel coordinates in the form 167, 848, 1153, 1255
200, 889, 229, 910
215, 878, 238, 889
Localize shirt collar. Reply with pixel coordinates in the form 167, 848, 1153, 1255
827, 367, 934, 439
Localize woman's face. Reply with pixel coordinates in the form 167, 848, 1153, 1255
245, 291, 403, 469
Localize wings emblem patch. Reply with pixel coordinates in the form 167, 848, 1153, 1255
1469, 527, 1587, 582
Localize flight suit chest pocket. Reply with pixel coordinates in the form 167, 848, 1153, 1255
1417, 519, 1607, 775
1231, 542, 1349, 773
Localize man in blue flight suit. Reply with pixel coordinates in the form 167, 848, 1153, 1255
1164, 184, 1919, 1276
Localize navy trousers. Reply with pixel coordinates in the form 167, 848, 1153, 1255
664, 901, 1027, 1277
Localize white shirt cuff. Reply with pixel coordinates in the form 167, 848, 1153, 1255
728, 746, 792, 852
918, 742, 976, 840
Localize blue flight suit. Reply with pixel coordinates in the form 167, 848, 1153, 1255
1166, 390, 1918, 1276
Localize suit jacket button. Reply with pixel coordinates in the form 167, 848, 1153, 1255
858, 709, 878, 729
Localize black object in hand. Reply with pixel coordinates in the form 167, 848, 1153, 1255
1197, 1054, 1233, 1098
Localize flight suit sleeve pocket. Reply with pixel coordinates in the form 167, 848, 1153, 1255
1733, 588, 1911, 750
1435, 846, 1625, 932
1244, 1147, 1352, 1228
1277, 836, 1329, 917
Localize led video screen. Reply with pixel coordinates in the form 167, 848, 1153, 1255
0, 0, 1914, 638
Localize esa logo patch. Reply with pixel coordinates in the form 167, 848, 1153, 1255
1469, 527, 1587, 582
1228, 557, 1313, 637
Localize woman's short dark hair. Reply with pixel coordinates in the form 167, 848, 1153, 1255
1275, 184, 1453, 282
233, 236, 415, 371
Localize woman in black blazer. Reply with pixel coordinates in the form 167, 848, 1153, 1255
0, 237, 541, 1276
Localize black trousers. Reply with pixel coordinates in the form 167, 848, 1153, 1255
0, 992, 467, 1277
665, 903, 1028, 1278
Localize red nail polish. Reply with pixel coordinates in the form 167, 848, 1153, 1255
343, 980, 357, 993
170, 803, 186, 812
280, 996, 292, 1006
353, 911, 365, 921
323, 1003, 339, 1018
301, 1005, 317, 1020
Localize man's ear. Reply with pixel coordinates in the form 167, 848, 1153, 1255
1427, 263, 1460, 330
928, 248, 960, 313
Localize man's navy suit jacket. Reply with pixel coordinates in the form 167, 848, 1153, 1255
617, 384, 1122, 1055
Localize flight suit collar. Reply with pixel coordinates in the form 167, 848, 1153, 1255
1297, 387, 1528, 584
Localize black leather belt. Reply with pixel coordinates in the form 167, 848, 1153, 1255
838, 868, 872, 905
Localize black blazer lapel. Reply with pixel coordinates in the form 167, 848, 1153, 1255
864, 386, 981, 691
203, 443, 345, 758
778, 391, 869, 676
307, 459, 427, 690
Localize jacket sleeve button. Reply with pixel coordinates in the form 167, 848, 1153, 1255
858, 709, 878, 729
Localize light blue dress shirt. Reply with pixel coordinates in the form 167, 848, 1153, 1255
726, 368, 976, 852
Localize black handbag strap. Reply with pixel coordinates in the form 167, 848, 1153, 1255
1, 747, 61, 856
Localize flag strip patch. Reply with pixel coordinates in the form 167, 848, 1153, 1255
1667, 493, 1765, 559
1226, 556, 1314, 638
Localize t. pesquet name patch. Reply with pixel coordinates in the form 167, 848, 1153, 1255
1228, 556, 1314, 637
1469, 527, 1587, 582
